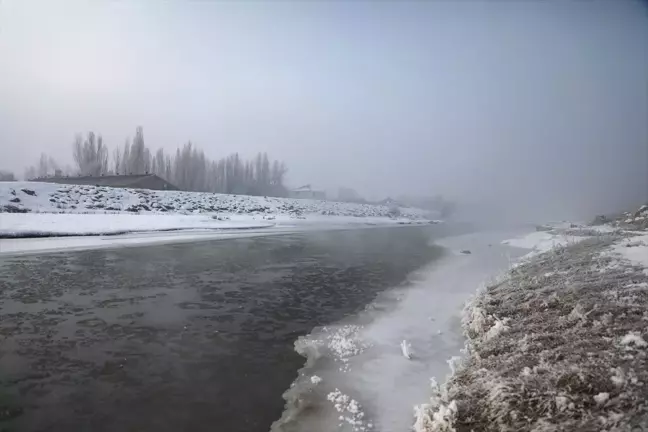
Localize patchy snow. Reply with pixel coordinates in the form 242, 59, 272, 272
502, 223, 618, 261
400, 340, 412, 360
589, 225, 619, 233
326, 389, 369, 431
535, 221, 616, 233
483, 317, 510, 341
502, 231, 577, 255
325, 324, 370, 371
620, 332, 647, 348
593, 392, 610, 405
609, 233, 648, 269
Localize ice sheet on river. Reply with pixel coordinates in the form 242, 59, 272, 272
271, 231, 521, 432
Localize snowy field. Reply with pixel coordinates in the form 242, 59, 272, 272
0, 182, 436, 243
415, 216, 648, 431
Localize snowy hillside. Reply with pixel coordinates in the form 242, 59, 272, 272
0, 182, 437, 238
0, 182, 429, 218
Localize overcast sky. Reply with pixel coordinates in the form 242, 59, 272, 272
1, 0, 647, 220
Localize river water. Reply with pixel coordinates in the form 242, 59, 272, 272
1, 225, 490, 432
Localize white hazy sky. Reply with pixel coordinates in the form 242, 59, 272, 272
1, 0, 647, 220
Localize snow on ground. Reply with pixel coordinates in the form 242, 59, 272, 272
0, 213, 274, 237
502, 231, 576, 255
415, 221, 648, 431
501, 223, 619, 259
0, 212, 431, 239
0, 181, 436, 241
609, 232, 648, 269
0, 181, 430, 219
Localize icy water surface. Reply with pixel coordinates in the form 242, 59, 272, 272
0, 226, 447, 432
272, 231, 523, 432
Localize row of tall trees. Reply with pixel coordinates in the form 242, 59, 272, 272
73, 132, 108, 176
26, 127, 289, 197
24, 153, 64, 180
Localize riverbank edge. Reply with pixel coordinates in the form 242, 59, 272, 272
414, 229, 648, 431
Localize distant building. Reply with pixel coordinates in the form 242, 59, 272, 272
35, 174, 179, 191
290, 184, 326, 200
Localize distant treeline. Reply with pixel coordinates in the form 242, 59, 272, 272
24, 127, 288, 197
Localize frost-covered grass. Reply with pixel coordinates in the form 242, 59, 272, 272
415, 232, 648, 432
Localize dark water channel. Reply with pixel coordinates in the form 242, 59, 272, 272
0, 226, 447, 432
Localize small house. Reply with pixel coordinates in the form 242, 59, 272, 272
290, 184, 326, 200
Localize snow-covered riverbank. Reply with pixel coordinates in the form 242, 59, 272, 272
415, 221, 648, 431
0, 182, 436, 239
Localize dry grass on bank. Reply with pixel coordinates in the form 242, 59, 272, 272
415, 234, 648, 432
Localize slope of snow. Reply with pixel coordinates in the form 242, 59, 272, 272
0, 182, 437, 240
0, 181, 431, 220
